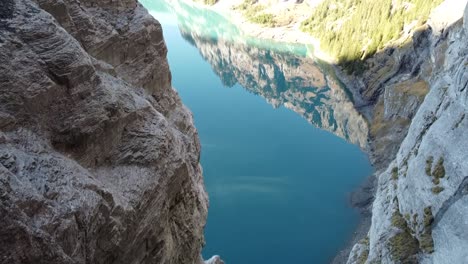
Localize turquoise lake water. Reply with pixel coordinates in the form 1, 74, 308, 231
140, 1, 373, 263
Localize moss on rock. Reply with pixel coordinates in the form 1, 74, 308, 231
392, 167, 399, 180
391, 210, 407, 230
432, 157, 445, 180
356, 236, 370, 264
420, 207, 434, 253
390, 206, 420, 262
357, 249, 369, 264
425, 156, 433, 176
431, 186, 444, 194
389, 229, 420, 262
203, 0, 218, 5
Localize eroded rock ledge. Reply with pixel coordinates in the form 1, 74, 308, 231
0, 0, 209, 263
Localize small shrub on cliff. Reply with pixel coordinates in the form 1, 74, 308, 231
249, 13, 276, 27
356, 237, 370, 264
357, 249, 369, 264
420, 207, 434, 253
360, 236, 370, 246
390, 206, 420, 261
389, 230, 420, 262
235, 1, 276, 27
432, 157, 445, 180
203, 0, 218, 5
391, 209, 407, 230
391, 167, 399, 180
420, 232, 434, 253
236, 0, 257, 11
423, 207, 433, 228
243, 6, 275, 26
404, 213, 411, 221
431, 186, 444, 194
425, 156, 433, 176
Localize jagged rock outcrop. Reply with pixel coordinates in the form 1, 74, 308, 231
347, 1, 468, 263
0, 0, 209, 263
180, 30, 369, 148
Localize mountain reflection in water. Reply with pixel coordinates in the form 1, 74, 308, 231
181, 30, 369, 149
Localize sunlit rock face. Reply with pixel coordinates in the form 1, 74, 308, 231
347, 2, 468, 263
0, 0, 208, 263
181, 29, 369, 149
336, 0, 468, 170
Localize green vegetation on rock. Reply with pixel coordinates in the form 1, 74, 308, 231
389, 230, 420, 262
203, 0, 218, 5
357, 249, 369, 264
420, 207, 434, 253
404, 213, 411, 221
235, 0, 276, 27
193, 0, 218, 5
389, 201, 420, 262
392, 167, 399, 180
357, 237, 370, 264
390, 209, 420, 262
432, 157, 445, 180
431, 186, 444, 194
425, 156, 434, 176
300, 0, 443, 74
391, 209, 408, 230
427, 156, 445, 185
423, 207, 433, 228
236, 0, 256, 11
249, 13, 275, 26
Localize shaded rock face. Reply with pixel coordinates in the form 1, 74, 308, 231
347, 2, 468, 263
181, 30, 369, 149
337, 28, 433, 170
0, 0, 208, 263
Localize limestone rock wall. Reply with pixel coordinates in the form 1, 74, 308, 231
347, 1, 468, 263
0, 0, 208, 263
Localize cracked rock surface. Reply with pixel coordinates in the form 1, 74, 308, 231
347, 2, 468, 263
0, 0, 208, 263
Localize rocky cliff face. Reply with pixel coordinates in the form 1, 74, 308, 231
0, 0, 209, 263
346, 1, 468, 263
337, 0, 467, 170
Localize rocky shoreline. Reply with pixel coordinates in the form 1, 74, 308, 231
331, 174, 376, 264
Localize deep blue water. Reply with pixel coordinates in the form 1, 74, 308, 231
140, 1, 373, 263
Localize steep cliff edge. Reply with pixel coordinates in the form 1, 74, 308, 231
0, 0, 209, 263
347, 2, 468, 263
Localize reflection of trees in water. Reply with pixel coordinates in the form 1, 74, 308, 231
179, 26, 369, 149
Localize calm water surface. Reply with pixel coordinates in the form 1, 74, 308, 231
140, 1, 373, 263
